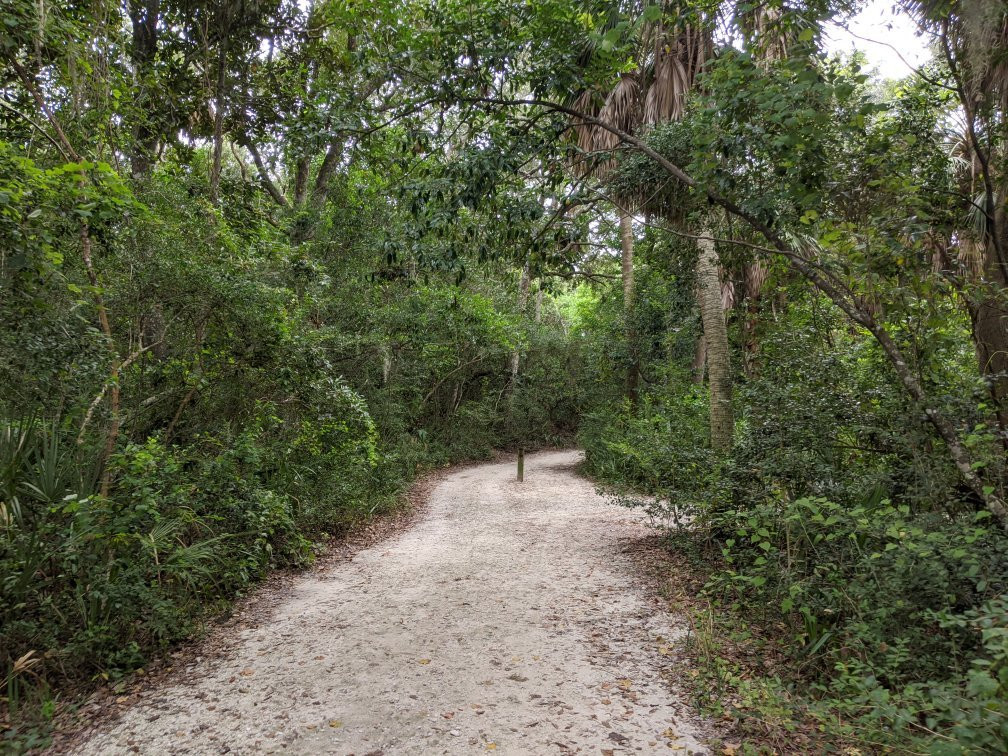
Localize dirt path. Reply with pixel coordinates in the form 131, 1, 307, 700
73, 450, 709, 755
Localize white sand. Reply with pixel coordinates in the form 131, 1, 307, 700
75, 450, 708, 755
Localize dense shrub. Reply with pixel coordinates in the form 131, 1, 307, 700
580, 278, 1008, 749
0, 143, 587, 746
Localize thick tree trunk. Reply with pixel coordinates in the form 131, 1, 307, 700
293, 156, 311, 206
742, 260, 767, 378
972, 255, 1008, 440
311, 141, 343, 207
128, 0, 161, 178
621, 212, 639, 405
696, 230, 733, 452
691, 333, 706, 384
381, 345, 392, 386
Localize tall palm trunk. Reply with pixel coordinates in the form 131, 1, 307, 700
696, 229, 732, 451
620, 212, 639, 404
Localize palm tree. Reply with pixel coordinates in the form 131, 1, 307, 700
569, 2, 732, 449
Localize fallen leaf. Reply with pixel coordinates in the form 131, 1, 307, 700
239, 668, 255, 677
485, 744, 497, 751
616, 678, 632, 690
442, 712, 455, 720
329, 720, 342, 728
418, 658, 431, 665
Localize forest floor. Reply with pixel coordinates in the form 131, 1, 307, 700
64, 450, 712, 755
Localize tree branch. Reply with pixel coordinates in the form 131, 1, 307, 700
241, 138, 289, 207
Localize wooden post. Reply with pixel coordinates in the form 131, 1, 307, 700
517, 448, 524, 482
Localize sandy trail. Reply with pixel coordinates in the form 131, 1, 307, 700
75, 450, 708, 755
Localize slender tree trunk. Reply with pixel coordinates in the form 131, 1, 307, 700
971, 255, 1008, 440
742, 260, 767, 378
696, 230, 733, 451
621, 212, 639, 405
209, 37, 228, 204
381, 345, 392, 386
509, 261, 531, 388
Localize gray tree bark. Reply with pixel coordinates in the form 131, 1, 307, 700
621, 212, 639, 404
696, 230, 733, 451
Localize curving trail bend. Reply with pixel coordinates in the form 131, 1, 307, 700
75, 450, 709, 755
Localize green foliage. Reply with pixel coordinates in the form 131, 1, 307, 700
581, 386, 725, 530
4, 0, 1008, 752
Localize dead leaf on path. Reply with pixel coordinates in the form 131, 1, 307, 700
442, 712, 455, 720
616, 678, 632, 690
418, 658, 431, 665
328, 720, 343, 728
239, 668, 255, 677
485, 744, 497, 751
507, 673, 528, 682
602, 750, 615, 756
662, 728, 677, 739
721, 743, 740, 755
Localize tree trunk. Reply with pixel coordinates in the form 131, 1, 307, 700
621, 212, 639, 405
742, 260, 767, 378
209, 38, 228, 204
971, 251, 1008, 440
509, 262, 531, 388
128, 0, 161, 178
293, 156, 311, 206
691, 333, 706, 385
696, 230, 733, 451
381, 345, 392, 386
